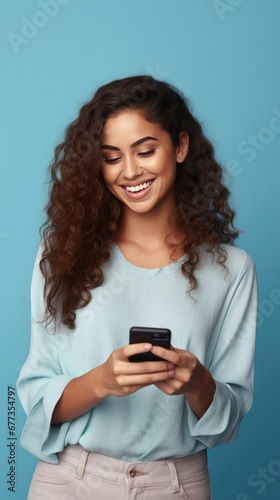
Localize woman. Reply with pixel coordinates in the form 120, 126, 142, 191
17, 75, 257, 499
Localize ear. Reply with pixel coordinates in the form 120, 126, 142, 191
176, 132, 189, 163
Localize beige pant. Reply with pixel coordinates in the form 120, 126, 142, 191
28, 444, 212, 499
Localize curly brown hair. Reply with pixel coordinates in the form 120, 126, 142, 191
40, 75, 238, 329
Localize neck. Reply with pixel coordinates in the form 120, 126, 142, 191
118, 199, 181, 249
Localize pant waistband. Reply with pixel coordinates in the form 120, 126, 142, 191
57, 444, 208, 491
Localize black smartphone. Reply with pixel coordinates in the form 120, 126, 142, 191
129, 326, 171, 362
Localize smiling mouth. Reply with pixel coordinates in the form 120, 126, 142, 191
124, 180, 153, 192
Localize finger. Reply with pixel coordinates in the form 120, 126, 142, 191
155, 378, 184, 395
117, 369, 175, 387
171, 366, 192, 382
122, 342, 153, 360
150, 345, 181, 365
119, 359, 175, 375
154, 380, 174, 394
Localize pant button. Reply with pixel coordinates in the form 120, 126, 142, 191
129, 469, 136, 478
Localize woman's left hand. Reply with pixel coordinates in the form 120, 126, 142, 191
152, 345, 216, 418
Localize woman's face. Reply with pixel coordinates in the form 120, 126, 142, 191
101, 110, 188, 215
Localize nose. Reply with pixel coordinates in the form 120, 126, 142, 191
123, 154, 143, 180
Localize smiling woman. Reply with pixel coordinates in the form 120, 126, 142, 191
16, 75, 257, 500
101, 112, 188, 213
100, 111, 189, 267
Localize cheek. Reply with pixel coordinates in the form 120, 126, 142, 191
103, 182, 120, 200
101, 166, 112, 185
101, 172, 121, 197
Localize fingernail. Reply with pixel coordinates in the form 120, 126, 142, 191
168, 370, 174, 376
168, 363, 174, 369
144, 343, 152, 350
152, 346, 159, 352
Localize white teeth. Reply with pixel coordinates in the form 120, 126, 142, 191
125, 181, 152, 192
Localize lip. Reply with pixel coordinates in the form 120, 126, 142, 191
121, 179, 155, 200
120, 179, 155, 188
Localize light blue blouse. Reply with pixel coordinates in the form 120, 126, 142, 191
17, 243, 257, 464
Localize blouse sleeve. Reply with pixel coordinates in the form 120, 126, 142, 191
16, 246, 75, 463
187, 252, 258, 448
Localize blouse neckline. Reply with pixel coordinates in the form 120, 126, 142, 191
112, 243, 186, 276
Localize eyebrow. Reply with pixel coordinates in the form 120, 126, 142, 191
101, 136, 159, 151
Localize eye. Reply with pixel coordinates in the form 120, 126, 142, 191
103, 156, 121, 164
138, 149, 156, 157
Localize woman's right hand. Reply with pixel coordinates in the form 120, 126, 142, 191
94, 343, 175, 399
52, 343, 174, 424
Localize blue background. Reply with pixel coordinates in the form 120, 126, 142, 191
1, 1, 280, 498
